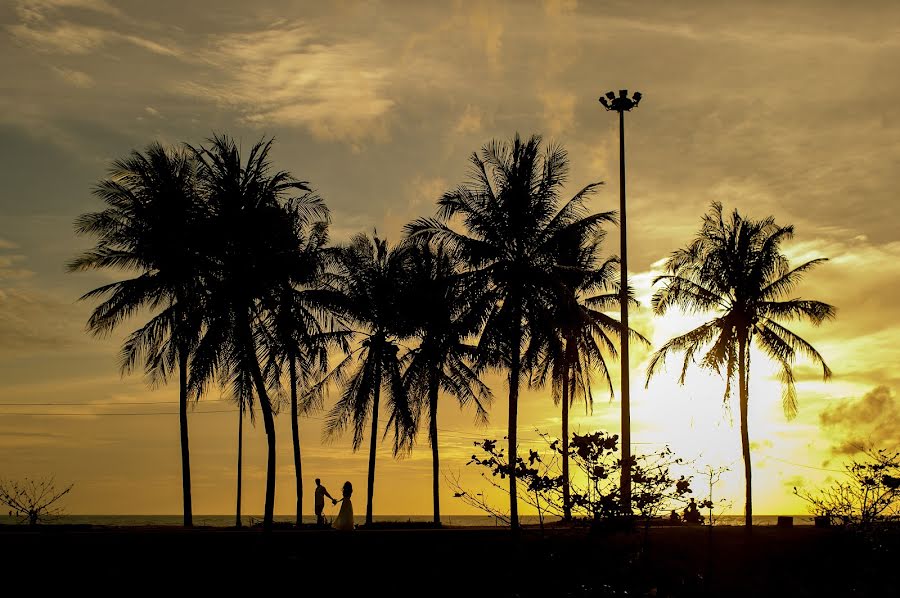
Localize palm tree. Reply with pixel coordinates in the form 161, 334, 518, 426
527, 240, 649, 520
406, 133, 609, 529
309, 232, 416, 525
401, 241, 493, 525
265, 213, 347, 527
187, 135, 327, 532
646, 202, 835, 527
69, 142, 205, 527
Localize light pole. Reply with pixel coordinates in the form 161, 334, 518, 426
599, 88, 641, 515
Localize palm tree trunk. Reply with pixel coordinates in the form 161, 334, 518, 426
739, 335, 752, 528
508, 319, 522, 531
252, 368, 277, 533
561, 341, 571, 521
178, 347, 192, 528
236, 404, 243, 528
242, 321, 276, 533
366, 360, 381, 526
429, 373, 441, 526
290, 357, 303, 527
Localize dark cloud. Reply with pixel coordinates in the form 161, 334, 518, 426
820, 386, 900, 454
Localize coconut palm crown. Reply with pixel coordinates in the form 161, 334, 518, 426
646, 201, 835, 526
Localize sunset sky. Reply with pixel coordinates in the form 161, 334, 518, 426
1, 0, 899, 518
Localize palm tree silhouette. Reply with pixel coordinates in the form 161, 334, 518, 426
526, 227, 648, 520
188, 135, 326, 532
310, 232, 416, 525
69, 142, 205, 527
646, 202, 835, 527
406, 133, 610, 529
265, 210, 347, 527
401, 241, 493, 525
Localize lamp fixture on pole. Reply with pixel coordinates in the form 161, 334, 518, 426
599, 88, 641, 515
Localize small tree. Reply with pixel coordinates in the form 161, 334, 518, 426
696, 464, 731, 526
449, 431, 694, 526
0, 477, 73, 525
794, 448, 900, 529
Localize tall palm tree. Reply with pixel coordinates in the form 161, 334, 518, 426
527, 240, 649, 520
406, 133, 608, 529
646, 202, 835, 527
69, 142, 205, 527
309, 233, 416, 525
265, 212, 347, 527
401, 241, 493, 525
187, 135, 327, 532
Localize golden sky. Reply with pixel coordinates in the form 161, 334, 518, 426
1, 0, 899, 517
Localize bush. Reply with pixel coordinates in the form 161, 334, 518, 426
0, 477, 73, 526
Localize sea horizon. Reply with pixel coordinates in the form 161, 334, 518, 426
0, 514, 818, 527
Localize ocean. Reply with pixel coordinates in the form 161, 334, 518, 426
0, 514, 816, 527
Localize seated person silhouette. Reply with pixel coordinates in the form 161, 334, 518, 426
683, 498, 704, 525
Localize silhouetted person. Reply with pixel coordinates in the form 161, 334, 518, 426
669, 509, 681, 523
683, 498, 704, 525
314, 478, 337, 527
333, 481, 354, 531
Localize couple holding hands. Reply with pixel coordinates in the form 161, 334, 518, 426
314, 478, 354, 531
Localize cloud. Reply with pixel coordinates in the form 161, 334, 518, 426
454, 104, 485, 135
0, 253, 33, 281
52, 66, 93, 88
0, 288, 84, 355
0, 245, 87, 357
8, 2, 180, 57
408, 175, 449, 210
539, 90, 577, 136
543, 0, 578, 17
13, 0, 122, 23
9, 20, 181, 56
178, 24, 394, 142
819, 386, 900, 454
465, 3, 506, 70
8, 21, 108, 54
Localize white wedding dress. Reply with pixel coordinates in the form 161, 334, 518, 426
333, 497, 354, 531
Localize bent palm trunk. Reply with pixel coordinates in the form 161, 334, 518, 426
243, 322, 276, 533
739, 335, 752, 528
508, 319, 522, 531
178, 348, 192, 528
290, 357, 303, 526
366, 361, 381, 526
429, 375, 441, 525
562, 351, 571, 521
236, 405, 243, 527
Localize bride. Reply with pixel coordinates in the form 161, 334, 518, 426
332, 481, 354, 531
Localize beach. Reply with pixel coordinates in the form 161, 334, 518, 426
2, 523, 896, 596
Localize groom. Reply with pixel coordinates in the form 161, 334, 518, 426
314, 478, 337, 527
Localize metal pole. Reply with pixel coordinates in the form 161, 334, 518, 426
618, 108, 632, 515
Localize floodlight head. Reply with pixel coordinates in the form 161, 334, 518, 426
619, 89, 628, 98
606, 91, 616, 100
599, 97, 609, 108
632, 91, 642, 105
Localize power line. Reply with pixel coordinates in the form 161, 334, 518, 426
0, 409, 853, 474
758, 453, 845, 474
0, 399, 232, 407
0, 409, 239, 417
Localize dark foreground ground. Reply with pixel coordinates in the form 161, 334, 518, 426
2, 523, 898, 596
